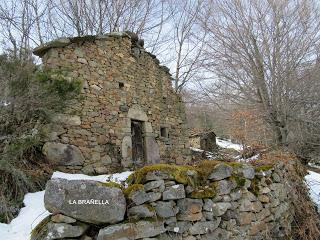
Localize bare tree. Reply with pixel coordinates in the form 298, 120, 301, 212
200, 0, 320, 154
0, 0, 170, 57
165, 0, 208, 92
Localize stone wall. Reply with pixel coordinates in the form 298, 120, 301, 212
33, 32, 190, 174
32, 161, 294, 240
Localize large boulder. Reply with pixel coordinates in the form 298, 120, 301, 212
44, 178, 126, 224
42, 142, 85, 166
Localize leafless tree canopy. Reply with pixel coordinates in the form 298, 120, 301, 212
198, 0, 320, 159
0, 0, 207, 93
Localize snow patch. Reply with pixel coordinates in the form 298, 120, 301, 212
305, 170, 320, 210
216, 138, 243, 151
190, 147, 204, 153
236, 153, 260, 162
52, 171, 132, 184
0, 191, 49, 240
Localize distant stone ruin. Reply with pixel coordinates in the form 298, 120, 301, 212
33, 32, 190, 174
189, 131, 217, 152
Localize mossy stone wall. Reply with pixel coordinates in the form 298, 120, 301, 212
33, 161, 294, 240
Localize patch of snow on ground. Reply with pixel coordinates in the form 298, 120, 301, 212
216, 138, 243, 151
308, 162, 320, 170
190, 147, 216, 160
52, 171, 132, 183
236, 153, 260, 162
190, 147, 204, 152
0, 191, 49, 240
305, 170, 320, 210
0, 170, 133, 240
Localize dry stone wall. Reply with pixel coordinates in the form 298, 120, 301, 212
34, 32, 190, 174
32, 161, 294, 240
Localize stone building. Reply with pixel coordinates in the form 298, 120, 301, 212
33, 32, 190, 174
189, 131, 217, 152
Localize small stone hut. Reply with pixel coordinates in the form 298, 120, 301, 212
189, 131, 217, 152
33, 32, 190, 174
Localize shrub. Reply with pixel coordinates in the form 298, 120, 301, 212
0, 54, 81, 223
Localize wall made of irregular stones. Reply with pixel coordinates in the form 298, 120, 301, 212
33, 161, 294, 240
35, 33, 190, 174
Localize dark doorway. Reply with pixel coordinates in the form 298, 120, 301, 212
131, 120, 145, 167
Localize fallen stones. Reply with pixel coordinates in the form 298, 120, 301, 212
44, 179, 126, 224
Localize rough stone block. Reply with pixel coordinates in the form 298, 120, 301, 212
163, 184, 185, 200
44, 179, 126, 224
42, 142, 85, 166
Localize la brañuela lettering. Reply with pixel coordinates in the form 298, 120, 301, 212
68, 199, 110, 205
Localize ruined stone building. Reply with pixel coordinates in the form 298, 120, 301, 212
189, 131, 217, 152
33, 32, 190, 174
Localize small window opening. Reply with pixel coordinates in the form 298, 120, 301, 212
119, 82, 124, 89
160, 127, 169, 138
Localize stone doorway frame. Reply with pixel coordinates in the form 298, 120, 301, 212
121, 104, 159, 168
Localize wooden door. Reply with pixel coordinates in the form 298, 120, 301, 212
131, 120, 144, 167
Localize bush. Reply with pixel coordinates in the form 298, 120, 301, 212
0, 54, 81, 223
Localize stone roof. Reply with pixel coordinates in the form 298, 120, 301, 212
33, 32, 131, 57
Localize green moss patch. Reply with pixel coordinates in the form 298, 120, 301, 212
190, 186, 216, 199
254, 164, 274, 172
127, 161, 253, 187
123, 184, 144, 197
195, 160, 244, 182
248, 177, 260, 196
125, 160, 271, 199
126, 164, 198, 186
230, 174, 246, 189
